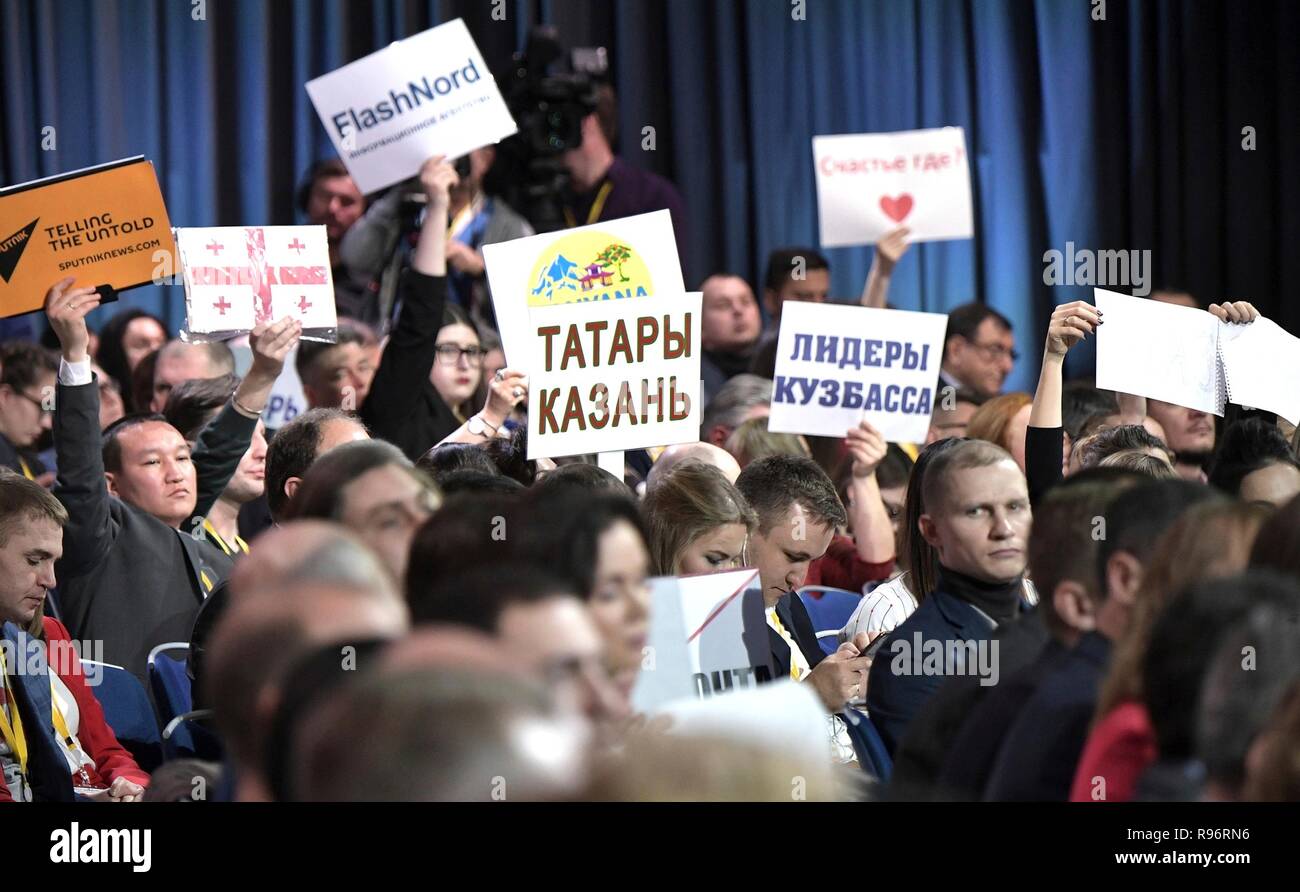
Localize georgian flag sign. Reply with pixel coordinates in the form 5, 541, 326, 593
176, 225, 337, 340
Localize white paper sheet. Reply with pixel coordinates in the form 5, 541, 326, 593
1218, 317, 1300, 425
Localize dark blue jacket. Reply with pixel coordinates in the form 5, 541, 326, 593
983, 630, 1113, 801
1, 622, 74, 802
866, 587, 1005, 754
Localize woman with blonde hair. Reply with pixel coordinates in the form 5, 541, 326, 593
966, 391, 1032, 470
641, 461, 757, 576
1069, 500, 1270, 802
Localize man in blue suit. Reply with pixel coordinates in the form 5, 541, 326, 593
867, 439, 1032, 753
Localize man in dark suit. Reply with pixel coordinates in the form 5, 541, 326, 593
866, 439, 1032, 754
735, 455, 871, 713
43, 277, 299, 681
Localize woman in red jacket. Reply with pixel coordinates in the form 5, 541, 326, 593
0, 470, 149, 802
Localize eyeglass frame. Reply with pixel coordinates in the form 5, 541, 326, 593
4, 385, 53, 416
964, 338, 1020, 363
433, 344, 487, 367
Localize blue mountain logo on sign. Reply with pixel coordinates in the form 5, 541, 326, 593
531, 254, 581, 301
0, 218, 39, 284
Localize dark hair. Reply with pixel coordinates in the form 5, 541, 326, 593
409, 561, 575, 631
130, 348, 160, 415
101, 412, 172, 474
1196, 577, 1300, 789
1250, 492, 1300, 582
416, 442, 500, 483
295, 318, 372, 384
763, 247, 829, 293
1145, 571, 1297, 762
287, 439, 427, 521
735, 454, 847, 535
437, 470, 524, 497
482, 427, 537, 486
1060, 383, 1118, 441
163, 373, 239, 441
1031, 469, 1144, 641
1074, 424, 1172, 469
875, 444, 914, 492
265, 408, 363, 521
1207, 418, 1300, 498
295, 158, 354, 214
943, 302, 1013, 350
532, 461, 630, 496
899, 438, 963, 599
405, 492, 521, 603
0, 341, 58, 394
95, 308, 166, 399
514, 489, 650, 599
1095, 479, 1220, 584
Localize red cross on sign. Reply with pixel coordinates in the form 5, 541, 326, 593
213, 296, 231, 315
205, 240, 222, 256
287, 238, 306, 254
297, 295, 312, 313
185, 228, 328, 323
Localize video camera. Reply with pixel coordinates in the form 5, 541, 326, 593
488, 26, 608, 233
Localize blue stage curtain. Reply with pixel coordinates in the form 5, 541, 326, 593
3, 0, 1296, 392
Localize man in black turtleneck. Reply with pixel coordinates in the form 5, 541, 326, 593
699, 274, 763, 405
867, 440, 1032, 753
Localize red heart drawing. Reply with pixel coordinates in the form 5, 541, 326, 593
880, 194, 914, 223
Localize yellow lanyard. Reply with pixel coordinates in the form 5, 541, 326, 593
563, 181, 614, 228
446, 194, 482, 240
17, 456, 34, 481
0, 649, 29, 776
203, 519, 249, 557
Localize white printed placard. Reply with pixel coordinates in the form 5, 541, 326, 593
176, 225, 336, 338
483, 210, 684, 370
524, 293, 702, 460
768, 302, 949, 443
1094, 288, 1223, 416
631, 569, 774, 713
305, 18, 517, 195
813, 127, 973, 247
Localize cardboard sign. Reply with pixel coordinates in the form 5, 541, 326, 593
524, 293, 702, 460
631, 569, 774, 713
813, 127, 973, 247
305, 18, 517, 195
483, 210, 684, 369
0, 157, 175, 318
768, 302, 949, 442
176, 225, 337, 340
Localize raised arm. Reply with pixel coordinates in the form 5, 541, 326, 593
360, 156, 456, 447
45, 278, 115, 576
843, 421, 895, 564
435, 368, 529, 447
1026, 300, 1100, 502
190, 317, 300, 522
859, 227, 910, 309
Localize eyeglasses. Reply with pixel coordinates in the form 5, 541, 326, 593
434, 344, 486, 367
13, 390, 53, 416
969, 341, 1020, 362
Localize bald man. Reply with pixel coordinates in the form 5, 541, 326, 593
646, 442, 742, 490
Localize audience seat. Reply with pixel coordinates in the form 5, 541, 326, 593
148, 642, 193, 728
798, 586, 863, 655
82, 659, 163, 772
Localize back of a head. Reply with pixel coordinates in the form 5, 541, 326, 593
1031, 468, 1144, 640
1060, 383, 1119, 441
1095, 479, 1220, 583
229, 520, 400, 602
1144, 571, 1298, 764
1249, 492, 1300, 583
437, 469, 524, 497
725, 415, 810, 466
265, 407, 359, 521
735, 454, 846, 534
163, 373, 239, 441
1196, 577, 1300, 795
406, 493, 521, 603
1076, 424, 1172, 470
641, 461, 757, 575
416, 442, 499, 484
515, 488, 648, 599
897, 438, 963, 598
408, 560, 575, 632
1098, 450, 1178, 479
701, 374, 772, 439
292, 667, 577, 801
645, 442, 742, 489
283, 436, 413, 522
1207, 417, 1300, 498
532, 460, 629, 496
482, 426, 537, 486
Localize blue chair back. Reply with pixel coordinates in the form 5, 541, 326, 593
148, 643, 193, 727
843, 708, 893, 782
83, 660, 162, 772
163, 710, 225, 763
798, 587, 863, 655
